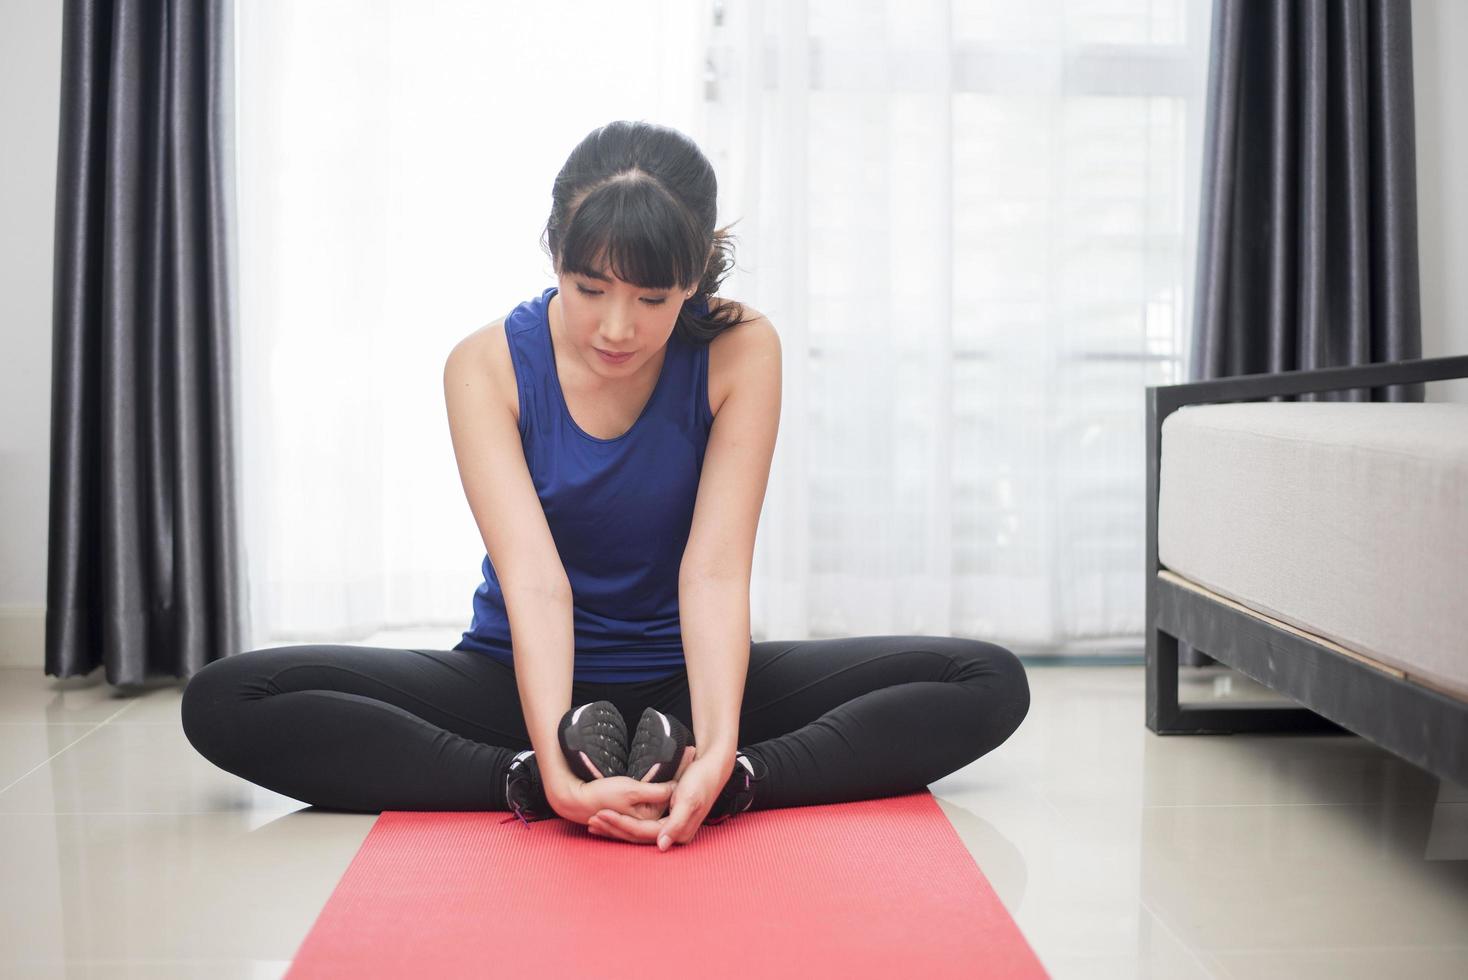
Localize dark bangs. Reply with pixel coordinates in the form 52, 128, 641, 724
556, 176, 707, 291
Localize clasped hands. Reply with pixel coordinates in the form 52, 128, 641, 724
550, 746, 732, 851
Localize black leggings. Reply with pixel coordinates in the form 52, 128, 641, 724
180, 635, 1031, 814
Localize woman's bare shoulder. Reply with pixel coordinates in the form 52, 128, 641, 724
706, 297, 778, 418
451, 318, 520, 423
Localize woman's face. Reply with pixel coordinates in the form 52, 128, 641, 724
554, 266, 692, 380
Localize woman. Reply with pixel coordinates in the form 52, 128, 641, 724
182, 120, 1031, 851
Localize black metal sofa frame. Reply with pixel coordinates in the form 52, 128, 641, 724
1145, 354, 1468, 788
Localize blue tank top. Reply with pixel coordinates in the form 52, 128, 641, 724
455, 285, 715, 683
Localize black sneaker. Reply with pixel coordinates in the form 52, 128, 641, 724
500, 750, 555, 825
558, 701, 630, 780
626, 707, 695, 783
704, 750, 768, 825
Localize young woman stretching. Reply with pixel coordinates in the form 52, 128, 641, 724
182, 120, 1031, 851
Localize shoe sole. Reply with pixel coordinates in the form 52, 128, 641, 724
626, 708, 695, 782
558, 701, 628, 780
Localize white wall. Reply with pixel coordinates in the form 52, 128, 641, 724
1, 1, 1465, 667
0, 0, 63, 665
1414, 0, 1468, 404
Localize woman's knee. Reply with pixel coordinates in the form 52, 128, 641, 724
993, 643, 1031, 735
946, 637, 1031, 742
180, 651, 260, 765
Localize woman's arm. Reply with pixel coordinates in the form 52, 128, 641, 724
679, 314, 783, 756
443, 329, 581, 804
678, 579, 752, 759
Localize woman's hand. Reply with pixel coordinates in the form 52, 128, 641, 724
546, 770, 674, 827
590, 750, 733, 850
621, 744, 697, 821
582, 745, 698, 828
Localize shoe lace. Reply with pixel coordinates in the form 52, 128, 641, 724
499, 800, 541, 826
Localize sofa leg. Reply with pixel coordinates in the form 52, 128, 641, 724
1145, 623, 1181, 732
1145, 623, 1346, 735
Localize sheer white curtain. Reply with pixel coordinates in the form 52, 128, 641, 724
234, 0, 1209, 656
234, 0, 707, 647
712, 0, 1211, 653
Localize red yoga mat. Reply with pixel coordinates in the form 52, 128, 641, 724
287, 791, 1048, 979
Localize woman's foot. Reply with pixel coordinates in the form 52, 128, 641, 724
501, 750, 555, 825
704, 750, 768, 825
558, 701, 630, 780
627, 707, 696, 783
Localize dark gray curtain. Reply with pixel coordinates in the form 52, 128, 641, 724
1182, 0, 1423, 667
47, 0, 245, 685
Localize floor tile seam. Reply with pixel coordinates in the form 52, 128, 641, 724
102, 698, 145, 723
0, 724, 114, 798
0, 722, 119, 726
0, 698, 141, 797
49, 721, 179, 726
1137, 894, 1231, 979
1033, 786, 1071, 823
0, 702, 143, 727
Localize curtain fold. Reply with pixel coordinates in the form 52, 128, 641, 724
47, 0, 244, 684
1182, 0, 1422, 667
709, 0, 1211, 653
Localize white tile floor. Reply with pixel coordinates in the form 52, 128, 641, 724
2, 650, 1465, 979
